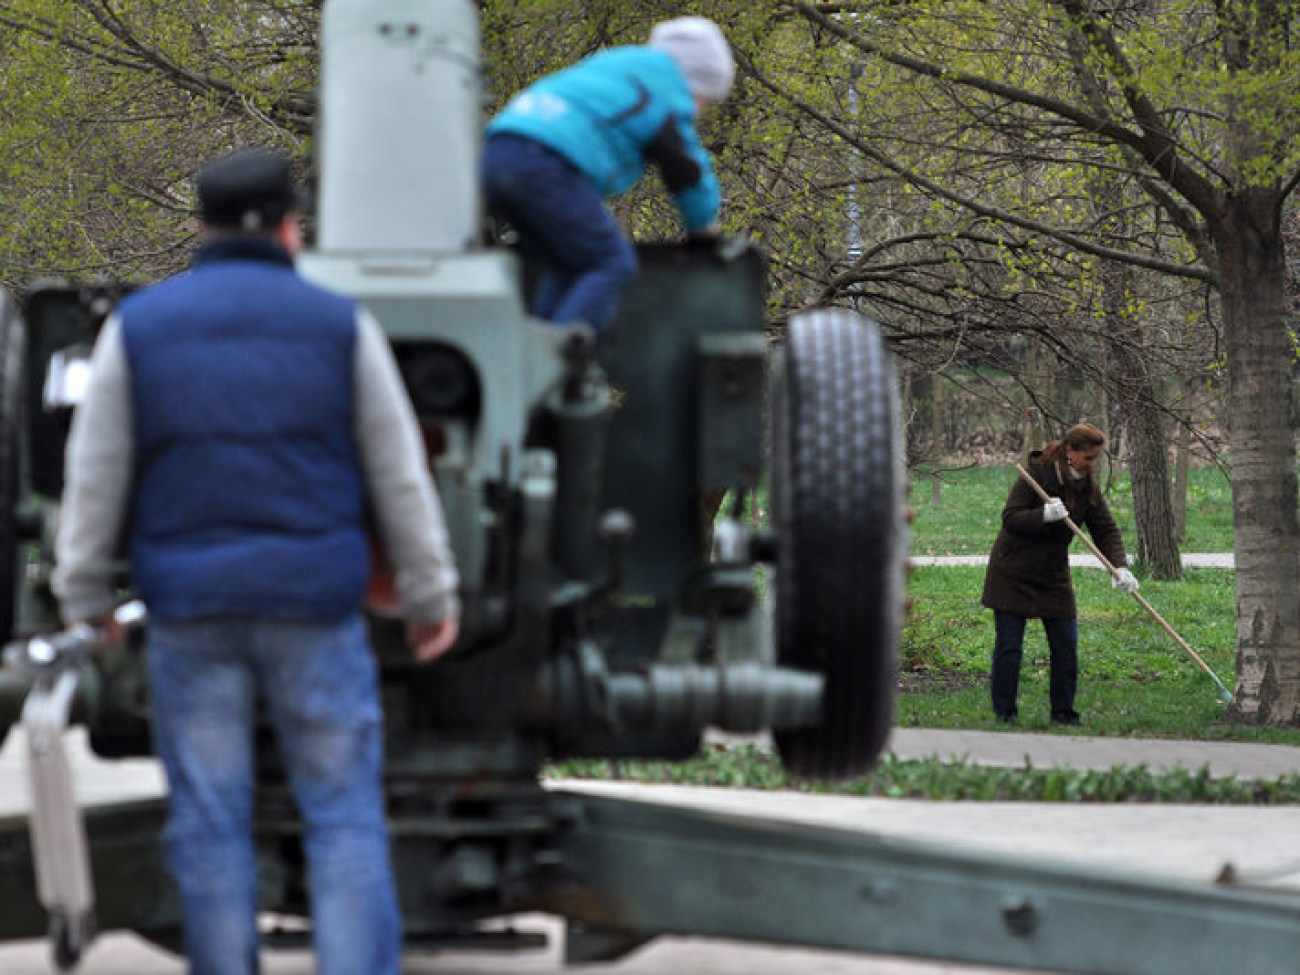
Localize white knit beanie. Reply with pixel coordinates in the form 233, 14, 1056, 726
648, 16, 735, 103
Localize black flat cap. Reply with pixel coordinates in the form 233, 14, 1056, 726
196, 147, 303, 231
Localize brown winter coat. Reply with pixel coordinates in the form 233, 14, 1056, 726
980, 452, 1128, 620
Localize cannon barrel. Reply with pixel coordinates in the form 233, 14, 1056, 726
316, 0, 481, 253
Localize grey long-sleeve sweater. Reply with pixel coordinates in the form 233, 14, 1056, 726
53, 309, 460, 625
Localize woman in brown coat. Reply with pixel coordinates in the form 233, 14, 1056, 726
981, 423, 1138, 725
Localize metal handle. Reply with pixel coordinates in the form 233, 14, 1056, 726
3, 600, 148, 679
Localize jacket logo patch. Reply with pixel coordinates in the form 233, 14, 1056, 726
609, 81, 651, 124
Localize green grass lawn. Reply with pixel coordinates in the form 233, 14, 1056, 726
908, 462, 1234, 556
903, 463, 1300, 746
551, 745, 1300, 804
898, 566, 1293, 739
561, 461, 1300, 800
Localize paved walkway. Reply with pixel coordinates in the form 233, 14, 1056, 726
912, 552, 1234, 568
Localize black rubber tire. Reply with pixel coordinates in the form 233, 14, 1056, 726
771, 309, 904, 780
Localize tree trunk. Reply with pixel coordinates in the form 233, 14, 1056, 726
1124, 390, 1182, 579
1102, 264, 1181, 580
1020, 406, 1039, 462
1056, 359, 1091, 432
1215, 196, 1300, 724
1171, 409, 1191, 544
904, 367, 936, 467
1020, 339, 1049, 456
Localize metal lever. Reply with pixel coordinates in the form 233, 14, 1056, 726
22, 652, 96, 970
6, 623, 98, 677
8, 600, 148, 971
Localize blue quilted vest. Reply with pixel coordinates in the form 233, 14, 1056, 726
119, 237, 368, 621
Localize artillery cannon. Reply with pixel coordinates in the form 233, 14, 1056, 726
0, 2, 1297, 973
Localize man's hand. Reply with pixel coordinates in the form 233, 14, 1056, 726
63, 600, 146, 654
688, 223, 722, 242
684, 227, 756, 264
1112, 567, 1140, 595
1042, 497, 1069, 523
97, 617, 127, 649
69, 617, 125, 651
408, 616, 460, 664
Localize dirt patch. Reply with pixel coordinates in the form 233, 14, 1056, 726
897, 668, 983, 695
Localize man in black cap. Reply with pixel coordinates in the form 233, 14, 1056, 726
53, 147, 460, 975
195, 145, 305, 233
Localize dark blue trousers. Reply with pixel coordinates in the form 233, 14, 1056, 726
990, 610, 1079, 718
481, 133, 638, 333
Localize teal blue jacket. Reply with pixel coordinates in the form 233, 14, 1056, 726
487, 46, 722, 232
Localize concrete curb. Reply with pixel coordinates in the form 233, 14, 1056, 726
889, 727, 1300, 780
706, 727, 1300, 781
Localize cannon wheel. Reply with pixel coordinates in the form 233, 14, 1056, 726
771, 308, 904, 780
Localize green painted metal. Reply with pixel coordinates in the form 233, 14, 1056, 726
543, 792, 1300, 975
0, 672, 26, 735
697, 330, 767, 491
597, 245, 767, 605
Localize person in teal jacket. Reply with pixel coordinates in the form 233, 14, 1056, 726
482, 16, 734, 334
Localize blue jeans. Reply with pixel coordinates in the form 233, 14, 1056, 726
481, 133, 638, 332
147, 615, 400, 975
990, 611, 1079, 717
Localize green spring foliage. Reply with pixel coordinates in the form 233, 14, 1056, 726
549, 745, 1300, 804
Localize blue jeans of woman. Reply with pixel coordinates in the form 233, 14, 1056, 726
481, 133, 638, 333
989, 610, 1079, 718
147, 614, 400, 975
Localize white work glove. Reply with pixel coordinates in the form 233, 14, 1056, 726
1042, 497, 1069, 523
1112, 567, 1140, 595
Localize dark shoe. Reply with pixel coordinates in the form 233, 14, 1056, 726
1051, 711, 1081, 727
995, 711, 1018, 725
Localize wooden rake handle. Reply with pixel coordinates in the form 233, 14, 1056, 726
1013, 462, 1233, 703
